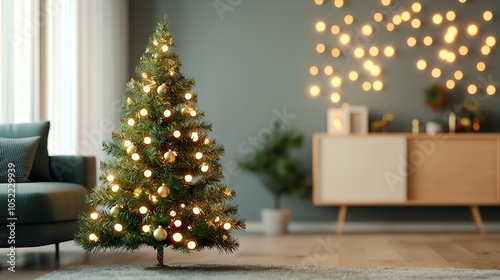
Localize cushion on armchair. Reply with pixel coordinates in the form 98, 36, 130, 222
0, 121, 52, 181
0, 136, 40, 183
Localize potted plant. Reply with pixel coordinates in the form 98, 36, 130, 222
237, 123, 311, 235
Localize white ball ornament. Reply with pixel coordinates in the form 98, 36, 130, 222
164, 149, 176, 163
110, 205, 120, 217
153, 226, 168, 241
157, 83, 167, 94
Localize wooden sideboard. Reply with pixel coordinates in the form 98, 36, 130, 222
312, 133, 500, 234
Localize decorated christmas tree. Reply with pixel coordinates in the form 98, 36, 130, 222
75, 16, 245, 267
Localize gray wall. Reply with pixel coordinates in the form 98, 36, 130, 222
129, 0, 500, 222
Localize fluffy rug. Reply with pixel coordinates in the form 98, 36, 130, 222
37, 264, 500, 279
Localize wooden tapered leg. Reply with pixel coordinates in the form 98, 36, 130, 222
470, 205, 485, 234
337, 205, 348, 235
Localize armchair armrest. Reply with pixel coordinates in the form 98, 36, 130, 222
49, 156, 97, 191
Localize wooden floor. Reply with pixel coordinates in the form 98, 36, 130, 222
2, 232, 500, 279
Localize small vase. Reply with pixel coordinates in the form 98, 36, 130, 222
426, 121, 443, 135
260, 209, 291, 235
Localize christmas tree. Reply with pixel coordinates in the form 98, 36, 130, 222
75, 16, 245, 267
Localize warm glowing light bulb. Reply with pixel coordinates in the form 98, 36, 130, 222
481, 45, 491, 55
173, 130, 181, 138
362, 25, 373, 36
316, 43, 326, 53
423, 36, 433, 46
111, 184, 120, 192
374, 13, 383, 22
204, 138, 210, 145
123, 140, 132, 147
381, 0, 391, 6
334, 0, 344, 8
190, 110, 197, 117
174, 219, 182, 227
140, 109, 148, 116
331, 25, 340, 35
90, 212, 98, 220
384, 46, 395, 57
454, 70, 463, 80
459, 46, 468, 55
467, 24, 478, 36
143, 85, 151, 93
89, 233, 98, 241
139, 206, 148, 214
487, 85, 496, 95
446, 79, 456, 89
195, 152, 203, 159
330, 93, 341, 103
412, 2, 422, 13
314, 0, 323, 5
362, 81, 372, 91
446, 52, 456, 63
172, 233, 183, 242
223, 223, 232, 230
309, 86, 320, 97
215, 216, 220, 223
132, 153, 140, 161
432, 14, 443, 25
369, 46, 379, 56
344, 14, 354, 25
127, 119, 135, 126
142, 225, 151, 232
191, 132, 199, 142
411, 19, 421, 29
324, 66, 334, 75
486, 36, 496, 47
477, 62, 486, 71
468, 84, 478, 94
354, 47, 365, 58
407, 37, 417, 47
161, 45, 169, 52
370, 65, 381, 76
431, 68, 442, 78
114, 223, 123, 232
143, 137, 151, 145
193, 207, 201, 215
331, 48, 341, 57
416, 59, 427, 70
439, 49, 448, 60
107, 174, 115, 182
185, 174, 193, 183
144, 169, 152, 178
331, 76, 342, 88
364, 60, 374, 70
187, 240, 197, 250
340, 34, 351, 45
309, 66, 319, 76
483, 11, 493, 21
169, 210, 176, 217
349, 71, 359, 81
446, 11, 456, 21
316, 21, 326, 32
201, 164, 209, 173
373, 81, 383, 91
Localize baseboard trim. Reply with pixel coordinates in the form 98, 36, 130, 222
244, 221, 500, 233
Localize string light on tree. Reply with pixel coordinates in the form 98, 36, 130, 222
139, 206, 149, 215
142, 225, 151, 232
157, 83, 167, 94
143, 85, 151, 93
127, 119, 136, 126
114, 224, 123, 232
144, 137, 152, 145
172, 232, 183, 242
89, 233, 98, 242
185, 174, 193, 183
187, 240, 197, 250
192, 207, 201, 215
111, 184, 120, 192
195, 152, 203, 160
140, 109, 148, 117
131, 153, 140, 161
90, 212, 99, 220
173, 130, 181, 138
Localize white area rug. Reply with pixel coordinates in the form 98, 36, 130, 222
37, 264, 500, 279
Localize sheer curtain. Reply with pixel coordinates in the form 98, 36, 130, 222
1, 0, 128, 158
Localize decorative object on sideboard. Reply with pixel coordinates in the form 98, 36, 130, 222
426, 121, 443, 135
412, 119, 421, 134
448, 111, 457, 133
370, 113, 393, 133
327, 108, 350, 135
453, 102, 482, 132
348, 106, 369, 134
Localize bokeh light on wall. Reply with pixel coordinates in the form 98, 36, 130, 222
331, 76, 342, 87
362, 81, 372, 91
393, 15, 403, 25
331, 48, 341, 57
412, 2, 422, 13
411, 18, 421, 29
324, 66, 334, 75
354, 47, 365, 58
331, 92, 341, 103
334, 0, 344, 8
370, 65, 382, 76
314, 0, 324, 5
446, 11, 456, 21
483, 11, 493, 21
486, 36, 496, 47
344, 14, 354, 25
487, 85, 496, 95
459, 46, 468, 55
310, 85, 320, 97
481, 45, 491, 55
423, 36, 433, 46
316, 43, 326, 53
331, 25, 340, 35
316, 21, 326, 32
402, 11, 411, 21
431, 68, 442, 78
381, 0, 391, 6
386, 23, 395, 32
349, 71, 359, 81
416, 59, 427, 70
369, 46, 379, 56
407, 37, 417, 47
362, 25, 373, 36
446, 79, 456, 89
384, 46, 395, 57
454, 70, 464, 80
364, 60, 374, 70
432, 14, 443, 25
477, 62, 486, 71
339, 34, 351, 44
468, 84, 477, 94
374, 13, 383, 22
373, 80, 384, 91
467, 24, 478, 36
309, 66, 318, 76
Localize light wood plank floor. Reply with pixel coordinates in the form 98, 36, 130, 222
2, 233, 500, 279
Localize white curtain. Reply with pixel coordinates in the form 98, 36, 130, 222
1, 0, 128, 158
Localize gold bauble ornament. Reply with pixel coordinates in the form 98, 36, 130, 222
164, 149, 176, 163
126, 144, 137, 155
157, 183, 171, 198
110, 205, 120, 217
153, 226, 168, 241
157, 83, 168, 94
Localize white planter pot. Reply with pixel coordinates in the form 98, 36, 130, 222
260, 208, 291, 235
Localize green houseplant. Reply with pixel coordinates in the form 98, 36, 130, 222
237, 123, 311, 234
